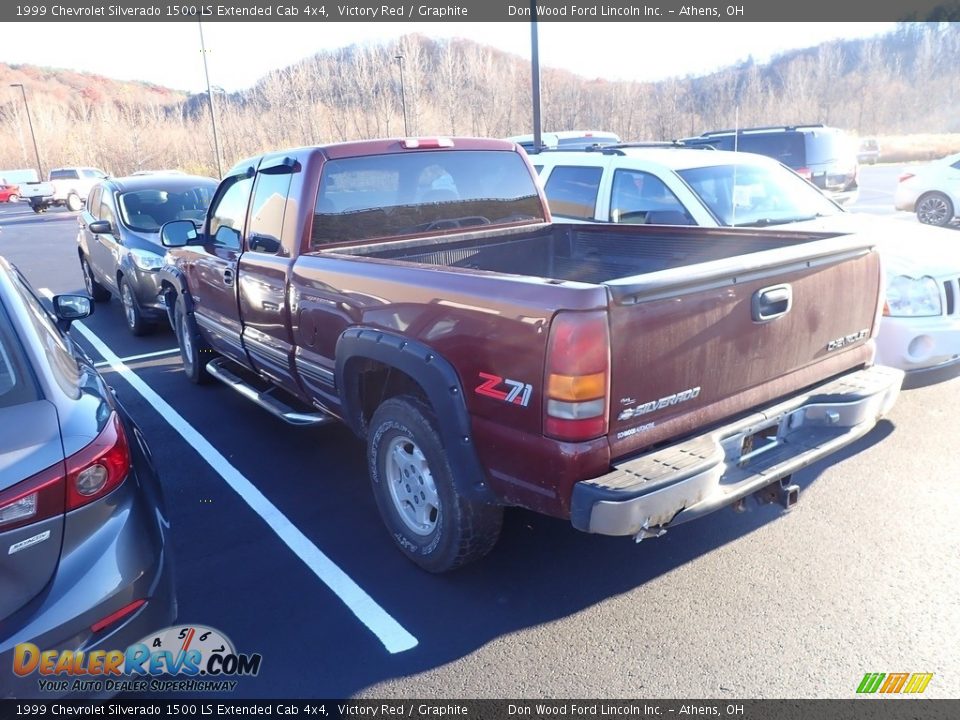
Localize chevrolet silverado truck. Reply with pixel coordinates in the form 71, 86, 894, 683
19, 167, 108, 213
157, 137, 903, 572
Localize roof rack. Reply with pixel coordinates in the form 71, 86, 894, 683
700, 124, 825, 136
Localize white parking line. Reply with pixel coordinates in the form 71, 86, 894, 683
93, 347, 180, 368
40, 289, 418, 654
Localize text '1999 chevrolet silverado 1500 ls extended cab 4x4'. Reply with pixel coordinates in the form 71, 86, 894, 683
157, 137, 903, 572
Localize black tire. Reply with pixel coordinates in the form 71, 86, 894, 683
367, 396, 502, 573
31, 203, 45, 214
916, 192, 954, 227
80, 256, 111, 302
174, 295, 213, 384
119, 276, 155, 336
66, 192, 83, 212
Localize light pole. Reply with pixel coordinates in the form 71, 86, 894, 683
10, 83, 43, 179
395, 55, 409, 136
198, 21, 224, 179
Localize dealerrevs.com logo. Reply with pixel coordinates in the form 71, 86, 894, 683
13, 625, 262, 694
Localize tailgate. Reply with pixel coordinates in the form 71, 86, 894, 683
605, 240, 881, 459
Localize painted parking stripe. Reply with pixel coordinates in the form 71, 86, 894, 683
40, 289, 418, 654
94, 347, 180, 368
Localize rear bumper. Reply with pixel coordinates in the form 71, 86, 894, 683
570, 365, 904, 536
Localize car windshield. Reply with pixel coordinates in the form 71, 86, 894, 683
118, 184, 216, 235
677, 162, 843, 227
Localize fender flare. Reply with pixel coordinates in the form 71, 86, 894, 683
336, 327, 495, 504
156, 265, 194, 327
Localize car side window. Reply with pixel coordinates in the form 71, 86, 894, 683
609, 170, 692, 225
87, 186, 102, 218
543, 165, 602, 220
209, 175, 254, 250
99, 196, 117, 233
247, 170, 293, 255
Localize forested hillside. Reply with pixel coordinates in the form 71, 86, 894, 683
1, 22, 957, 177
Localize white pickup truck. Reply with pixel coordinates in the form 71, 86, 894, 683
19, 167, 108, 213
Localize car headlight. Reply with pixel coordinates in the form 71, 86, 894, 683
885, 275, 942, 317
129, 248, 164, 272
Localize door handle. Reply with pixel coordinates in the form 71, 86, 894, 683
752, 284, 792, 322
222, 268, 235, 287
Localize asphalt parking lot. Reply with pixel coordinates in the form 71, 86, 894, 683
0, 165, 957, 699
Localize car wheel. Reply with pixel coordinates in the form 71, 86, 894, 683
916, 192, 954, 227
119, 276, 155, 336
31, 204, 45, 214
66, 193, 83, 212
8, 194, 18, 203
367, 395, 503, 573
80, 256, 111, 302
174, 295, 213, 384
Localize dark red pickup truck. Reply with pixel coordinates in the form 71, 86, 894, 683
159, 137, 903, 572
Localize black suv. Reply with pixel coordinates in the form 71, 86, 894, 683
683, 124, 860, 205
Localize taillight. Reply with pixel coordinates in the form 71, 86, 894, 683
898, 172, 915, 183
0, 413, 131, 534
796, 167, 813, 181
0, 463, 65, 533
544, 310, 610, 442
65, 413, 131, 511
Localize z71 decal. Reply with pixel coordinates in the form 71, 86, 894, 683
475, 372, 533, 407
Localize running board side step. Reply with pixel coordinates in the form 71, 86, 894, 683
206, 358, 334, 427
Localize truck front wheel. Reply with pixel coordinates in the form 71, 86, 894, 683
66, 192, 83, 212
174, 296, 213, 384
367, 396, 502, 573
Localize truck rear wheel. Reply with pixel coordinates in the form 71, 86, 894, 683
367, 396, 502, 573
174, 296, 213, 384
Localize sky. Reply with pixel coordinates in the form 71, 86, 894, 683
0, 21, 898, 94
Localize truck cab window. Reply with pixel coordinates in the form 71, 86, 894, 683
247, 171, 293, 255
209, 175, 254, 250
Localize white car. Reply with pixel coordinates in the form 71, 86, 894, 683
894, 152, 960, 227
532, 145, 960, 389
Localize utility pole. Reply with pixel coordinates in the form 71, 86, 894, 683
530, 4, 543, 152
198, 21, 224, 179
395, 55, 409, 136
10, 83, 43, 178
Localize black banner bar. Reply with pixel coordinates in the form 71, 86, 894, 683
2, 700, 960, 720
2, 0, 959, 23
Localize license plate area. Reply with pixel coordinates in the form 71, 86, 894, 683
739, 425, 780, 465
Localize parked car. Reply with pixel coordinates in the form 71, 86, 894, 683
77, 174, 217, 335
533, 145, 960, 389
20, 167, 109, 214
894, 152, 960, 227
0, 181, 19, 203
506, 130, 622, 153
157, 137, 901, 572
683, 124, 860, 205
0, 256, 175, 698
858, 137, 881, 165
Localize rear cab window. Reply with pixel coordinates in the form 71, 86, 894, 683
50, 169, 80, 181
310, 150, 545, 248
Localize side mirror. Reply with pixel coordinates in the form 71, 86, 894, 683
161, 219, 199, 248
53, 294, 94, 331
88, 220, 112, 234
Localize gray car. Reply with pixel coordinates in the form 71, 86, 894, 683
77, 174, 217, 335
0, 257, 175, 698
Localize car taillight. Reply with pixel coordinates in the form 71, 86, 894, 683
544, 310, 610, 442
65, 413, 130, 511
898, 172, 915, 183
0, 463, 65, 533
0, 413, 131, 534
796, 167, 813, 181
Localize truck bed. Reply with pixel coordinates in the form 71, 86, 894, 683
324, 223, 844, 286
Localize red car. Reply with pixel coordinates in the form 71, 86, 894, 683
0, 182, 20, 203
